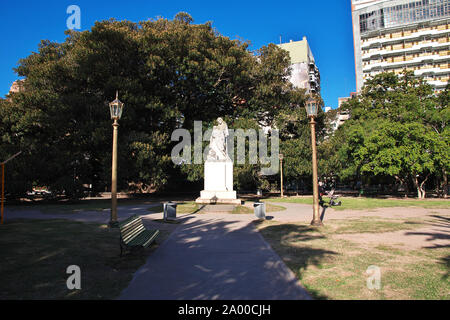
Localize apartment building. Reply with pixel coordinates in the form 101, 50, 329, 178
277, 36, 321, 93
352, 0, 450, 92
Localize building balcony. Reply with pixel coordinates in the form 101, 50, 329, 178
414, 67, 450, 76
426, 79, 450, 88
361, 27, 450, 50
363, 54, 450, 72
362, 42, 449, 61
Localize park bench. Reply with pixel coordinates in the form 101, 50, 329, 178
119, 214, 159, 256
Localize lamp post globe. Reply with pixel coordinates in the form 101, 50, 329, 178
305, 97, 319, 118
109, 91, 124, 120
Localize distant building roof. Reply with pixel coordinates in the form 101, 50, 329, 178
277, 37, 315, 65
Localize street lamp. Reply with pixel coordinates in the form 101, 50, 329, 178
109, 91, 124, 228
305, 96, 323, 226
279, 153, 284, 198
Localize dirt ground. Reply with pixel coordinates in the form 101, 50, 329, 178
328, 207, 450, 250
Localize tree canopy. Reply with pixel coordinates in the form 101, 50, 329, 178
1, 13, 312, 198
322, 71, 449, 198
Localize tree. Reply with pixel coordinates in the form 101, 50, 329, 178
358, 121, 447, 198
0, 13, 309, 198
327, 71, 449, 198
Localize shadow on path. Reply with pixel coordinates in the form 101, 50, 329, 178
119, 217, 312, 300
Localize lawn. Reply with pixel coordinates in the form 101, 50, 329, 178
147, 202, 200, 214
147, 201, 287, 214
255, 216, 450, 300
266, 196, 450, 211
0, 219, 169, 299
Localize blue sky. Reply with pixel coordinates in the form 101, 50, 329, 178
0, 0, 356, 108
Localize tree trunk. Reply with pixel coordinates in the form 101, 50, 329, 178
414, 176, 422, 199
414, 174, 430, 199
394, 175, 408, 198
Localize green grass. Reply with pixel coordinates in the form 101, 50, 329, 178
328, 217, 427, 234
231, 205, 254, 214
266, 196, 450, 211
231, 203, 286, 214
147, 201, 287, 215
0, 219, 169, 299
264, 203, 287, 213
255, 216, 449, 300
147, 202, 200, 215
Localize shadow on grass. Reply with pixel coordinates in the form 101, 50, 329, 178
254, 221, 337, 300
0, 219, 160, 299
405, 215, 450, 280
405, 215, 450, 248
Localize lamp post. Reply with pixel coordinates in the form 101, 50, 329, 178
279, 153, 284, 198
109, 91, 124, 228
305, 96, 323, 227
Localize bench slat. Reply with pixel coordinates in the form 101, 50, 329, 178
121, 219, 144, 234
128, 230, 160, 247
122, 225, 146, 244
119, 215, 143, 228
119, 215, 159, 255
120, 217, 144, 235
120, 217, 142, 231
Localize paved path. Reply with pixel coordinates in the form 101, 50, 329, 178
119, 214, 311, 300
5, 203, 163, 223
6, 202, 312, 300
6, 200, 448, 300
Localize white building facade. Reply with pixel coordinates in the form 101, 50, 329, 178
352, 0, 450, 92
277, 37, 321, 93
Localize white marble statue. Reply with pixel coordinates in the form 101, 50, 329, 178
207, 117, 230, 161
196, 117, 239, 204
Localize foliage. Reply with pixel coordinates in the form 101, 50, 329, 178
325, 71, 449, 198
0, 13, 311, 198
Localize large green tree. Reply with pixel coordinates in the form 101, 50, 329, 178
326, 71, 449, 198
0, 13, 309, 198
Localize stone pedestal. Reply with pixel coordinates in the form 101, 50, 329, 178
196, 160, 241, 205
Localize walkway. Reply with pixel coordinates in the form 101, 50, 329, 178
119, 214, 311, 300
6, 202, 312, 300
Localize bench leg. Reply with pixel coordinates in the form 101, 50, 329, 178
120, 239, 125, 257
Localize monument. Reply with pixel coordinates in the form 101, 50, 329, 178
196, 118, 241, 205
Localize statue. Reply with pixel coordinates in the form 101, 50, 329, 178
207, 117, 230, 161
196, 117, 240, 204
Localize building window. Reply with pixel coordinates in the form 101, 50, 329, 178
360, 0, 450, 34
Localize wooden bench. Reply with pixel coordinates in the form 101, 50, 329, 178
119, 215, 160, 256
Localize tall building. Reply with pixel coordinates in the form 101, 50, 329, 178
338, 92, 358, 108
351, 0, 450, 92
277, 36, 321, 93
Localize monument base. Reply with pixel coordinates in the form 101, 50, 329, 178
196, 193, 242, 205
196, 160, 241, 205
